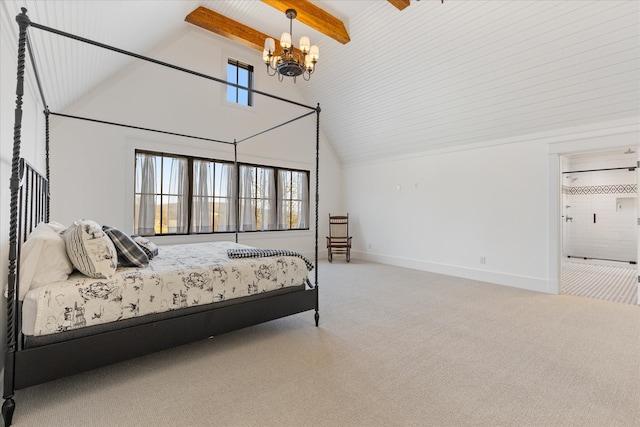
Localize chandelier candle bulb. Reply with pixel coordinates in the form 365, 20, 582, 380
280, 32, 292, 49
264, 38, 275, 53
309, 45, 319, 61
299, 36, 310, 53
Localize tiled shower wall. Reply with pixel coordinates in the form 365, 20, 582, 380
562, 150, 637, 263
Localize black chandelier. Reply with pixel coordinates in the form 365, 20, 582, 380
263, 9, 319, 82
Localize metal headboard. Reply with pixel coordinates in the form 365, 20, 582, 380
11, 158, 49, 352
17, 158, 50, 243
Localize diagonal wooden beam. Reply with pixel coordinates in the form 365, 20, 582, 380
185, 6, 302, 55
388, 0, 411, 10
186, 6, 269, 52
261, 0, 350, 44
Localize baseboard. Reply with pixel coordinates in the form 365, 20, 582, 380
352, 251, 550, 294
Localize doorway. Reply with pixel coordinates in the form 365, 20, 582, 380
560, 148, 638, 305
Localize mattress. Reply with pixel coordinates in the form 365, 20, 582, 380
22, 241, 310, 337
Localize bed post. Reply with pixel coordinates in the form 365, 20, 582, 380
314, 104, 320, 327
45, 111, 50, 222
233, 139, 239, 243
3, 8, 30, 426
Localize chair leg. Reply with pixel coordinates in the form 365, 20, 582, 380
346, 248, 350, 263
328, 248, 332, 262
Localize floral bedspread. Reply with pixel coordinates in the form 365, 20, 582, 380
23, 241, 310, 337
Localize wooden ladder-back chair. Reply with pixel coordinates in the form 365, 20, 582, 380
327, 214, 352, 262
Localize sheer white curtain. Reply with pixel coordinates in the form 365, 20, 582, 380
259, 168, 276, 230
296, 172, 309, 228
239, 165, 255, 231
277, 170, 289, 230
136, 153, 157, 236
167, 157, 188, 234
191, 160, 211, 233
275, 170, 308, 230
216, 163, 235, 232
239, 166, 276, 231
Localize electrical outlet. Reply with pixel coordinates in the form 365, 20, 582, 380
480, 256, 486, 265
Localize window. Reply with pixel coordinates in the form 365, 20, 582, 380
278, 170, 309, 229
134, 152, 189, 235
239, 165, 276, 231
192, 160, 236, 233
135, 151, 309, 236
226, 59, 253, 106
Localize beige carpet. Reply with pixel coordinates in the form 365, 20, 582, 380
6, 260, 640, 426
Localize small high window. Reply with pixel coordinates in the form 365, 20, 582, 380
227, 59, 253, 106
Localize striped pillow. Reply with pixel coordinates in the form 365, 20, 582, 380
63, 219, 117, 279
132, 235, 159, 260
103, 225, 149, 268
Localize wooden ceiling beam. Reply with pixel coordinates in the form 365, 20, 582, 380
185, 6, 303, 56
388, 0, 411, 10
185, 6, 269, 52
261, 0, 350, 44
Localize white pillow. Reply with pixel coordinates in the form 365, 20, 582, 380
18, 222, 73, 300
45, 221, 67, 234
64, 219, 117, 279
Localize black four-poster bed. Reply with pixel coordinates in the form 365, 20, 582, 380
3, 8, 321, 426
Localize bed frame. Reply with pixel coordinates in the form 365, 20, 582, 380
3, 9, 320, 426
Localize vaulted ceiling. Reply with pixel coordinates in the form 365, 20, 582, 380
2, 0, 639, 166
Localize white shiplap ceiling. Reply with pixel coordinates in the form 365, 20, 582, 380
2, 0, 639, 166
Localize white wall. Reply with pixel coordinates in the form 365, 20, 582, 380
49, 28, 343, 257
344, 123, 640, 294
344, 139, 550, 292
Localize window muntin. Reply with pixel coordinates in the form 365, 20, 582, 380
226, 59, 253, 106
135, 151, 309, 236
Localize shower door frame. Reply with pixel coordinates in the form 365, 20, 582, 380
562, 165, 637, 264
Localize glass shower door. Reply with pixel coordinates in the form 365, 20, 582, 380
564, 168, 637, 263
